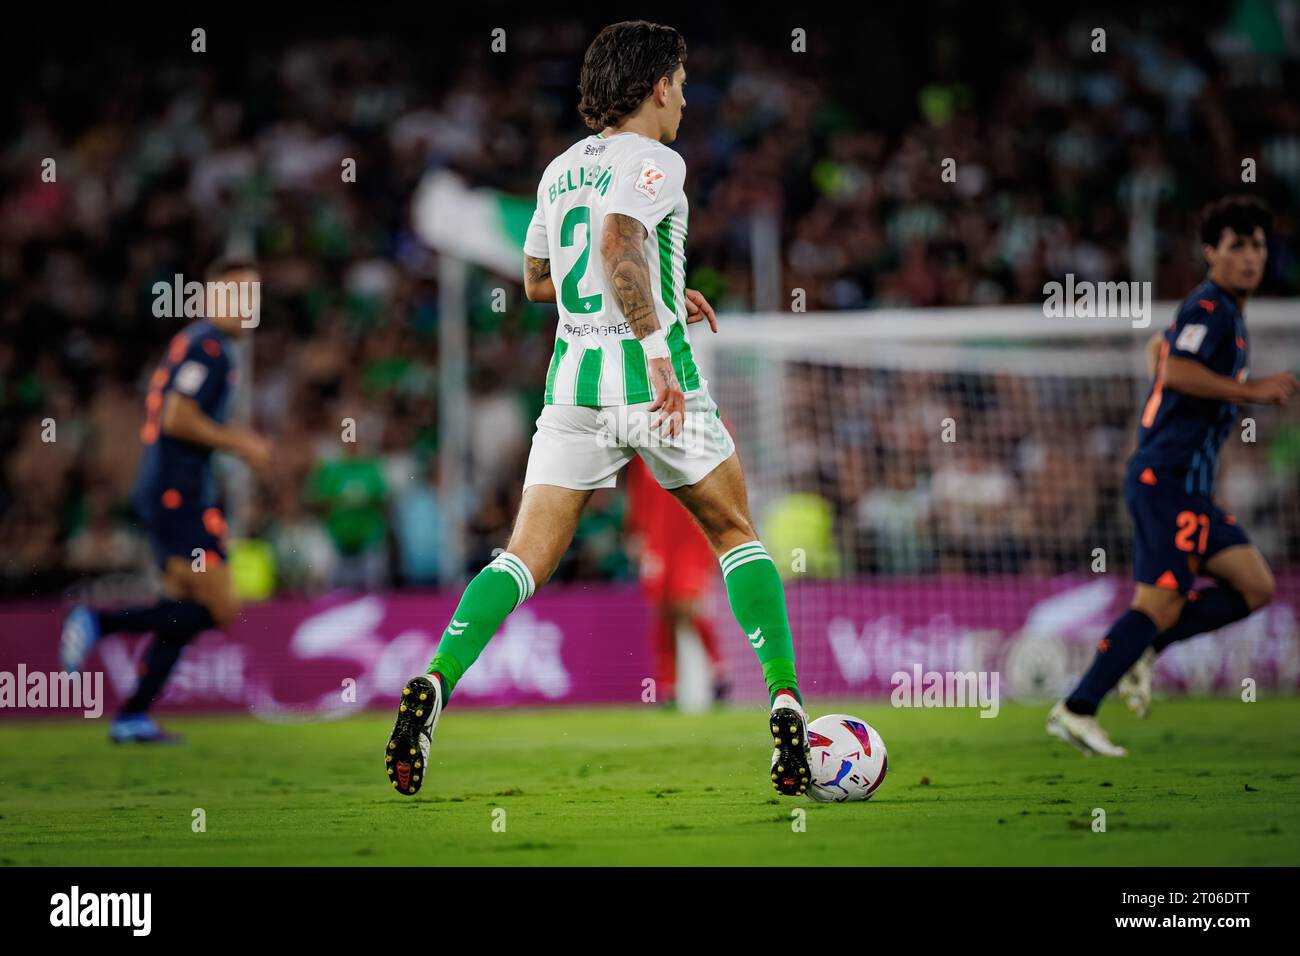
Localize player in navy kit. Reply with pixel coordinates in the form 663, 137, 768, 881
60, 259, 271, 742
1048, 197, 1298, 755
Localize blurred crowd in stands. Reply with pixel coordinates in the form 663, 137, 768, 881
745, 361, 1300, 581
2, 4, 1298, 596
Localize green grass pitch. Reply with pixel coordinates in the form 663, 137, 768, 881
1, 698, 1297, 866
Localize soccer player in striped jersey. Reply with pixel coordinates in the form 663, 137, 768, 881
1048, 197, 1297, 755
385, 20, 810, 797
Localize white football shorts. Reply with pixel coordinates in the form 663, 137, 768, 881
523, 387, 736, 491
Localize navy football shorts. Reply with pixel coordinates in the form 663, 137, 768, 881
135, 487, 228, 570
1124, 461, 1250, 593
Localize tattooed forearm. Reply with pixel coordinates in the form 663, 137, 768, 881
525, 256, 551, 284
600, 214, 660, 339
523, 255, 556, 302
650, 361, 676, 393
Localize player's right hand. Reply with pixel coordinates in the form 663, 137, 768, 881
647, 356, 685, 438
1245, 372, 1299, 405
240, 432, 274, 471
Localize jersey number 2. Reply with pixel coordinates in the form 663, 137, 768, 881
560, 205, 603, 316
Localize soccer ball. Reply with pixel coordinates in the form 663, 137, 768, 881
806, 714, 888, 802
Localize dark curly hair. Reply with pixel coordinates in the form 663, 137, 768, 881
1200, 195, 1272, 247
578, 21, 686, 131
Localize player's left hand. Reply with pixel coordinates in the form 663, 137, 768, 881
684, 288, 718, 333
647, 356, 686, 438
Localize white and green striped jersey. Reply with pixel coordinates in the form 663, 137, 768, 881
524, 131, 702, 407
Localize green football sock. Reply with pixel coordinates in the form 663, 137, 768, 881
719, 541, 801, 705
427, 551, 535, 699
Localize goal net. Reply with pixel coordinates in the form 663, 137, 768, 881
691, 303, 1300, 704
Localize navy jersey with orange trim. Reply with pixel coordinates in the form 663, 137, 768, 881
132, 320, 235, 509
1131, 279, 1248, 495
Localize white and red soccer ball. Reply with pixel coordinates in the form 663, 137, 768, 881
806, 714, 888, 802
